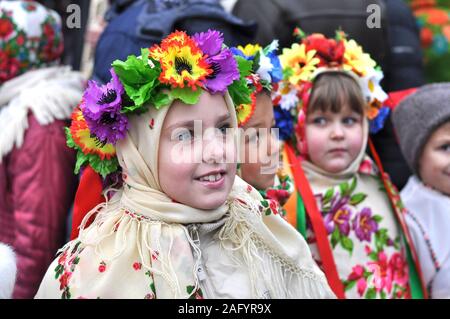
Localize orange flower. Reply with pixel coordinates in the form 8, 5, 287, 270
70, 108, 116, 160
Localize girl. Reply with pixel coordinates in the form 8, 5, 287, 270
231, 42, 294, 216
35, 30, 334, 299
275, 31, 427, 299
393, 83, 450, 298
0, 1, 84, 298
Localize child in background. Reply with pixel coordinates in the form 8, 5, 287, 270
231, 42, 294, 216
0, 1, 84, 298
275, 31, 427, 299
35, 31, 334, 299
393, 83, 450, 298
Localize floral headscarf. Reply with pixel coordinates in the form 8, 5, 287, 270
0, 0, 63, 84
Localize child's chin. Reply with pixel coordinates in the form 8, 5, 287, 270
193, 194, 228, 210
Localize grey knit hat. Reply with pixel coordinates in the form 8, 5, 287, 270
392, 83, 450, 175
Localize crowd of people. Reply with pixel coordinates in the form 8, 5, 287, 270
0, 0, 449, 299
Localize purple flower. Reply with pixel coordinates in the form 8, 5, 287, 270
82, 69, 124, 120
324, 206, 352, 236
193, 29, 223, 56
80, 68, 128, 144
193, 30, 239, 94
352, 208, 379, 242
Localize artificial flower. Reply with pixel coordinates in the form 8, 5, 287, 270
280, 43, 320, 85
343, 39, 377, 76
236, 91, 256, 126
194, 30, 239, 93
303, 33, 345, 67
81, 69, 129, 144
150, 31, 211, 89
69, 108, 116, 160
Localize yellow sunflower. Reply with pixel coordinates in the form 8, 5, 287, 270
150, 32, 211, 89
237, 44, 261, 57
280, 43, 320, 85
70, 109, 116, 160
343, 39, 376, 77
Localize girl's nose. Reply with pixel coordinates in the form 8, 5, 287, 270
330, 123, 345, 140
202, 132, 226, 164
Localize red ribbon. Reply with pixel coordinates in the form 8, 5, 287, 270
285, 143, 346, 299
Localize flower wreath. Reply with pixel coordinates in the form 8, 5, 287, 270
66, 30, 252, 178
230, 41, 283, 126
272, 29, 391, 153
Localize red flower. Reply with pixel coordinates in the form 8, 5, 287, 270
0, 50, 20, 83
58, 252, 67, 265
0, 18, 13, 38
303, 34, 345, 67
269, 200, 279, 214
16, 35, 24, 46
59, 272, 72, 290
133, 262, 142, 270
151, 251, 159, 261
420, 27, 434, 48
266, 189, 291, 204
43, 23, 55, 39
98, 261, 106, 273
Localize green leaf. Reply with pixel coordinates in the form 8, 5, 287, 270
252, 51, 261, 73
369, 252, 378, 261
150, 282, 156, 294
344, 280, 357, 292
169, 87, 202, 105
380, 291, 387, 299
373, 215, 383, 223
375, 229, 389, 251
235, 55, 253, 78
349, 177, 357, 193
365, 288, 376, 299
112, 52, 163, 111
341, 236, 354, 254
228, 77, 252, 106
349, 193, 367, 206
339, 182, 349, 197
261, 200, 269, 208
323, 188, 334, 204
331, 227, 340, 248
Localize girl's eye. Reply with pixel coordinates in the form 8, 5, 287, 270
219, 123, 231, 135
440, 144, 450, 152
175, 129, 192, 141
343, 117, 357, 125
312, 117, 327, 125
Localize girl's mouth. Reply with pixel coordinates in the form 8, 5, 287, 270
195, 170, 226, 189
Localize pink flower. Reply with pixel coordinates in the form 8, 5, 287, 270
357, 278, 367, 297
359, 159, 373, 174
389, 252, 409, 286
367, 251, 393, 293
348, 265, 364, 281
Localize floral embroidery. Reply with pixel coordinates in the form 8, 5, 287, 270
310, 176, 411, 298
54, 241, 84, 299
144, 271, 157, 299
98, 261, 107, 273
151, 251, 160, 261
133, 262, 142, 271
187, 285, 204, 299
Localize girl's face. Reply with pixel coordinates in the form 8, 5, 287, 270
419, 121, 450, 196
240, 92, 280, 190
158, 91, 237, 210
305, 105, 364, 173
